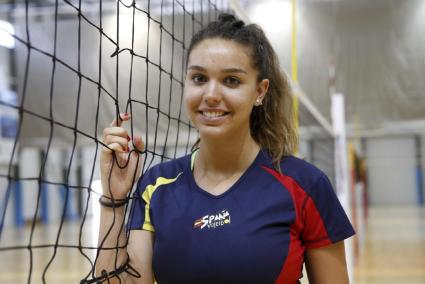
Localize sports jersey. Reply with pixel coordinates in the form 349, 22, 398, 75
127, 150, 355, 284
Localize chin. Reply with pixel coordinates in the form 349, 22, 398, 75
197, 126, 230, 139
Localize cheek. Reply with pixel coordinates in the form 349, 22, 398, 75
230, 87, 257, 108
183, 87, 200, 112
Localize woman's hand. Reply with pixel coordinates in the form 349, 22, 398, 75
100, 113, 144, 200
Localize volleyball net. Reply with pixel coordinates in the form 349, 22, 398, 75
296, 86, 336, 185
0, 1, 339, 283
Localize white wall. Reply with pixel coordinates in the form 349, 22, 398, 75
19, 148, 40, 221
0, 41, 13, 227
420, 135, 425, 201
0, 168, 13, 226
0, 47, 9, 90
366, 137, 417, 205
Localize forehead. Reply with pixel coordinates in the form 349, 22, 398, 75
188, 38, 254, 70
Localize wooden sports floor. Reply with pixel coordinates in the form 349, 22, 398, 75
352, 206, 425, 284
0, 206, 424, 283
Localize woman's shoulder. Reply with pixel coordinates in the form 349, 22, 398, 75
281, 155, 324, 177
143, 153, 191, 179
279, 155, 331, 193
134, 153, 191, 193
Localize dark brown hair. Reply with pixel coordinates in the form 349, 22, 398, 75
187, 14, 298, 168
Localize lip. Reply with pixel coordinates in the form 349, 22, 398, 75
199, 108, 229, 113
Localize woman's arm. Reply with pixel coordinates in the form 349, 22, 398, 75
305, 241, 350, 284
96, 113, 150, 283
127, 230, 155, 284
95, 206, 155, 284
95, 205, 128, 283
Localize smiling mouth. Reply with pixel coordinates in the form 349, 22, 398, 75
200, 111, 228, 118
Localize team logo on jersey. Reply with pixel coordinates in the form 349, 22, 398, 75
194, 209, 231, 230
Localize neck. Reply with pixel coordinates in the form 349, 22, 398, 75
196, 131, 260, 175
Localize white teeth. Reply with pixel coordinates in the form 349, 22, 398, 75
203, 111, 225, 118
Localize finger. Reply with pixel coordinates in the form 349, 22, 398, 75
110, 113, 131, 127
128, 136, 144, 169
131, 136, 145, 152
103, 127, 130, 141
103, 134, 129, 148
128, 144, 143, 175
101, 142, 128, 154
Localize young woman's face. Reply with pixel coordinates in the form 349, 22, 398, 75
184, 38, 268, 140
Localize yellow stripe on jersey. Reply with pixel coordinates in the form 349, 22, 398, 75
191, 150, 198, 171
141, 172, 183, 232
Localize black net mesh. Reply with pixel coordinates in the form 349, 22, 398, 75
0, 1, 229, 283
298, 99, 336, 186
0, 1, 338, 283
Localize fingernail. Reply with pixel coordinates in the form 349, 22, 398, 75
127, 135, 131, 141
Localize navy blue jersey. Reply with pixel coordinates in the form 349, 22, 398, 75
127, 150, 355, 284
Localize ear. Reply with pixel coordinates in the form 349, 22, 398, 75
255, 78, 269, 106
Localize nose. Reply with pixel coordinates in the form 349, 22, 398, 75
203, 80, 221, 105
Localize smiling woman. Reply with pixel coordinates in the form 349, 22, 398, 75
96, 13, 355, 284
184, 38, 269, 144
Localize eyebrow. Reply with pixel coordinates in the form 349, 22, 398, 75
187, 65, 247, 74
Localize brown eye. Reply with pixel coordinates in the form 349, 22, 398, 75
224, 76, 241, 87
192, 74, 207, 84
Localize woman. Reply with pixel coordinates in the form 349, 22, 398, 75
96, 14, 355, 284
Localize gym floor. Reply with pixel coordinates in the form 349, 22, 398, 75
353, 206, 425, 284
0, 206, 424, 284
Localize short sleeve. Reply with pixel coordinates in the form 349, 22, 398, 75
302, 174, 355, 249
126, 169, 156, 232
